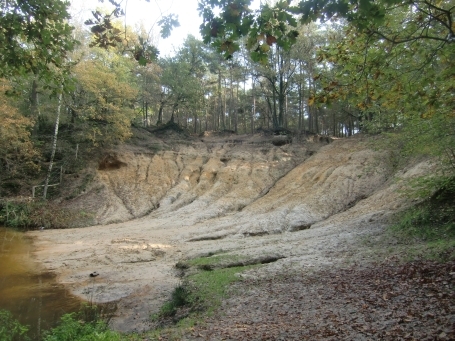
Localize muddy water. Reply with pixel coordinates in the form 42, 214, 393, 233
0, 227, 82, 340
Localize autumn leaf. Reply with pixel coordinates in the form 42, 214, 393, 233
308, 95, 315, 106
266, 34, 277, 46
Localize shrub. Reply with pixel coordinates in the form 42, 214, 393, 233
0, 309, 29, 341
0, 202, 32, 229
42, 313, 121, 341
392, 176, 455, 241
159, 285, 189, 317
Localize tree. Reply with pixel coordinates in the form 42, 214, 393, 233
0, 0, 77, 78
136, 62, 161, 127
153, 36, 208, 129
71, 50, 139, 146
0, 80, 40, 183
199, 0, 299, 63
255, 44, 297, 129
313, 12, 454, 160
198, 0, 454, 63
43, 84, 63, 199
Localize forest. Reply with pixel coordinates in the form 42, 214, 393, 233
1, 0, 454, 199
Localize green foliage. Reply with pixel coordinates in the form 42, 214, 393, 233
391, 176, 455, 242
72, 50, 139, 146
0, 202, 32, 229
185, 254, 243, 268
155, 37, 208, 123
199, 0, 298, 61
312, 4, 455, 163
186, 266, 251, 314
392, 205, 454, 241
156, 259, 257, 326
158, 285, 189, 317
158, 14, 181, 39
0, 310, 29, 341
42, 302, 120, 341
199, 0, 454, 63
42, 313, 121, 341
152, 257, 260, 341
406, 175, 455, 201
0, 0, 77, 78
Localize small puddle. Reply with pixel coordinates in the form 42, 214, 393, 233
0, 227, 83, 340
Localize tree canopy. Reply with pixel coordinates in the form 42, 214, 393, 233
0, 0, 78, 78
0, 0, 454, 196
198, 0, 455, 63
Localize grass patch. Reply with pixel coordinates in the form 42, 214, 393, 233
42, 303, 121, 341
156, 265, 253, 320
356, 175, 455, 263
186, 266, 252, 315
149, 257, 259, 340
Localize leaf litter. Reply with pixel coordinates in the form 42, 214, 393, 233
176, 255, 455, 340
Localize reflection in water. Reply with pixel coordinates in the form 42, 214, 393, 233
0, 227, 82, 340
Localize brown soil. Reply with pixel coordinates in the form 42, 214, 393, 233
27, 132, 439, 334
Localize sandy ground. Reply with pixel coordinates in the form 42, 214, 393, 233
27, 135, 435, 332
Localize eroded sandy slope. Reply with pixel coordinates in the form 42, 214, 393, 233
28, 135, 434, 332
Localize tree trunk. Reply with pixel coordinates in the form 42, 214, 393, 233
43, 84, 63, 199
218, 69, 224, 130
251, 79, 255, 134
229, 73, 233, 131
30, 78, 42, 136
157, 101, 164, 124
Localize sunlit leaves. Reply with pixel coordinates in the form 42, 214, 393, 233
0, 80, 40, 176
73, 54, 138, 146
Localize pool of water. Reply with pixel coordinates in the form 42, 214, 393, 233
0, 227, 83, 340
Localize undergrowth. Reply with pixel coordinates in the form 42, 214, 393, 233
41, 313, 121, 341
0, 303, 123, 341
389, 175, 455, 260
0, 309, 29, 341
0, 200, 95, 229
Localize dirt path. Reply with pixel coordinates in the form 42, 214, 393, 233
27, 136, 436, 333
